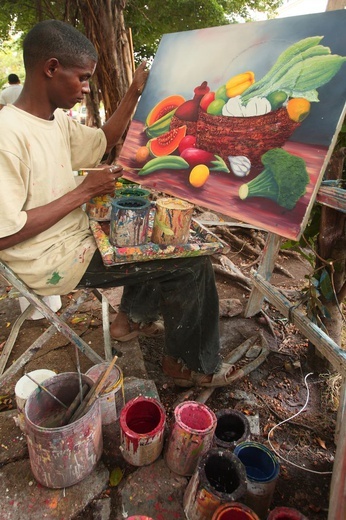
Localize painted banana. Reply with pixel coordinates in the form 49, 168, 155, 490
226, 71, 255, 98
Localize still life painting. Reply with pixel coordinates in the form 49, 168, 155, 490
119, 10, 346, 241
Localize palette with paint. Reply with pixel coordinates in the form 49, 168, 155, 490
90, 217, 228, 266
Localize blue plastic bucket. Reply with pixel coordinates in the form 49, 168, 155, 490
234, 442, 280, 518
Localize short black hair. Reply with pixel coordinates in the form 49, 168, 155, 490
8, 74, 20, 84
23, 19, 98, 70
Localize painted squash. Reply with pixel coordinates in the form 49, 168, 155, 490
145, 95, 185, 127
148, 125, 187, 157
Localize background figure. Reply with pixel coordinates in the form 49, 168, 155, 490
0, 73, 23, 108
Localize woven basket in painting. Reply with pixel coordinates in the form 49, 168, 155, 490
195, 107, 301, 168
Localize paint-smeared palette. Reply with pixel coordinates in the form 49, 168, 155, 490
90, 218, 229, 266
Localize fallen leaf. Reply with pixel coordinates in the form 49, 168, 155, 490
316, 437, 327, 450
70, 316, 87, 324
109, 467, 123, 487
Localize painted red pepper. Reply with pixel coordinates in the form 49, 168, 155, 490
180, 147, 230, 172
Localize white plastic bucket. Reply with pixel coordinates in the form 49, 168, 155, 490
19, 295, 62, 320
15, 369, 57, 431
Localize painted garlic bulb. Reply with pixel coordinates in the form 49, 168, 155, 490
229, 156, 251, 177
222, 95, 271, 117
245, 96, 271, 116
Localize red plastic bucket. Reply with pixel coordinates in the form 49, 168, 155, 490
24, 372, 102, 488
212, 502, 260, 519
120, 396, 166, 466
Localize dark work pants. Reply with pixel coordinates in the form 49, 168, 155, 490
77, 250, 220, 374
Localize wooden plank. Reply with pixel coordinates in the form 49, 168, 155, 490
244, 233, 282, 317
328, 377, 346, 520
316, 185, 346, 213
251, 273, 346, 376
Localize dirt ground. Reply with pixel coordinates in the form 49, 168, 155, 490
0, 220, 341, 519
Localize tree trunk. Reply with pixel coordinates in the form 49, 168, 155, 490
326, 0, 346, 10
77, 0, 134, 156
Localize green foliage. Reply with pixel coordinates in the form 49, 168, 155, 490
0, 0, 283, 63
300, 272, 331, 332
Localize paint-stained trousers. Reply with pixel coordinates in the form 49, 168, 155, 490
77, 250, 220, 374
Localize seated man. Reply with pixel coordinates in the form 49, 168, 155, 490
0, 19, 234, 388
0, 73, 23, 109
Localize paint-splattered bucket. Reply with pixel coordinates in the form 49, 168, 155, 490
183, 448, 247, 520
211, 502, 260, 520
15, 369, 57, 432
119, 396, 166, 466
86, 362, 124, 425
24, 372, 102, 488
267, 507, 308, 519
86, 194, 113, 221
165, 400, 217, 476
151, 197, 194, 245
110, 196, 151, 247
214, 409, 250, 451
234, 442, 280, 519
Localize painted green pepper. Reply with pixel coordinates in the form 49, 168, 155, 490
138, 155, 190, 176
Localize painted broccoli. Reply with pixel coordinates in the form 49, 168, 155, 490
238, 148, 309, 210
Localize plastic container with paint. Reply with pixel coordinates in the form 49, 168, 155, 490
183, 448, 247, 520
214, 409, 251, 451
15, 369, 57, 432
267, 506, 308, 519
119, 396, 166, 466
165, 400, 217, 476
212, 502, 260, 520
86, 362, 124, 425
24, 372, 102, 488
110, 196, 151, 247
234, 441, 280, 519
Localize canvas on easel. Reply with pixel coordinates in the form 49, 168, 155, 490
119, 9, 346, 241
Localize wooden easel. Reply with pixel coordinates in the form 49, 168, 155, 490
244, 183, 346, 520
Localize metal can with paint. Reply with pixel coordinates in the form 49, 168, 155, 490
183, 448, 247, 520
214, 409, 251, 451
164, 400, 217, 476
212, 502, 260, 520
119, 396, 166, 466
151, 197, 194, 245
86, 362, 124, 425
115, 187, 151, 199
86, 194, 113, 221
110, 196, 151, 247
267, 506, 308, 519
24, 372, 102, 488
234, 442, 280, 520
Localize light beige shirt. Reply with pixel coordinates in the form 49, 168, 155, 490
0, 105, 107, 295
